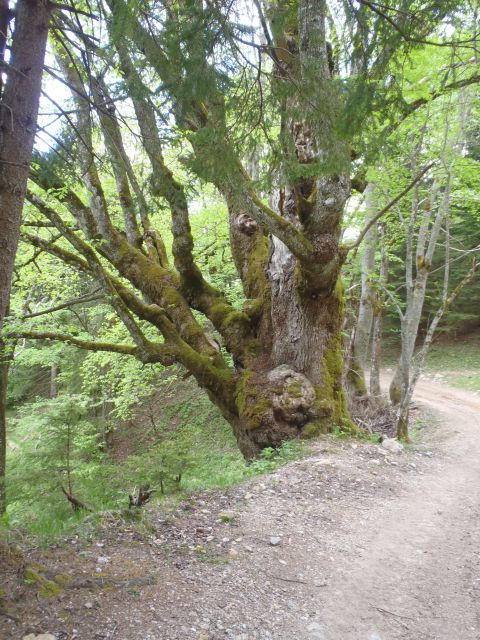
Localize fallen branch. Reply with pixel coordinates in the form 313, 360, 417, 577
70, 575, 156, 589
61, 486, 91, 511
370, 604, 414, 621
259, 568, 308, 585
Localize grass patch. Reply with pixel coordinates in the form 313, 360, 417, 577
423, 334, 480, 392
382, 333, 480, 392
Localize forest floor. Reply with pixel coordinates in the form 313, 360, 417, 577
1, 379, 480, 640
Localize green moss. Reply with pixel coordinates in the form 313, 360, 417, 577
303, 420, 329, 437
312, 396, 335, 416
285, 381, 304, 399
243, 297, 264, 320
24, 563, 65, 599
245, 237, 270, 298
222, 310, 251, 334
235, 370, 272, 430
302, 281, 355, 437
54, 573, 73, 588
323, 336, 344, 385
162, 287, 181, 309
243, 339, 262, 360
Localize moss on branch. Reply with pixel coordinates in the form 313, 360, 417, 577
7, 330, 177, 364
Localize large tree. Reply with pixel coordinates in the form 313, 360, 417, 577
0, 0, 54, 514
10, 0, 479, 457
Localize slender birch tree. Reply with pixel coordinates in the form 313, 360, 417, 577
389, 93, 475, 424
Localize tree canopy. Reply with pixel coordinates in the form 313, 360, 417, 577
4, 0, 480, 464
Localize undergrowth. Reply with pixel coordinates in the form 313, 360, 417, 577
6, 335, 477, 545
2, 386, 306, 544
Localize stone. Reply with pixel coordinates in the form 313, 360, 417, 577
381, 438, 404, 453
269, 536, 282, 546
23, 636, 56, 640
228, 548, 239, 559
314, 578, 328, 587
85, 601, 94, 609
96, 555, 110, 564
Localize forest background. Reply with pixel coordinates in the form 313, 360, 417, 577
0, 0, 479, 541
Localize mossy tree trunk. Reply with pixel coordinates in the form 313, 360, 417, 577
13, 0, 447, 458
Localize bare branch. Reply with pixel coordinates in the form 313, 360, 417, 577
345, 163, 434, 252
51, 3, 99, 19
381, 285, 404, 321
91, 75, 142, 247
22, 289, 103, 319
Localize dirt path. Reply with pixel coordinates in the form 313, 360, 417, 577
2, 381, 480, 640
306, 380, 480, 640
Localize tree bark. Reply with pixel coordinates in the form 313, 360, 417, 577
50, 364, 58, 398
389, 178, 448, 404
0, 338, 7, 515
354, 183, 378, 368
370, 227, 388, 397
0, 0, 52, 328
0, 0, 52, 513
